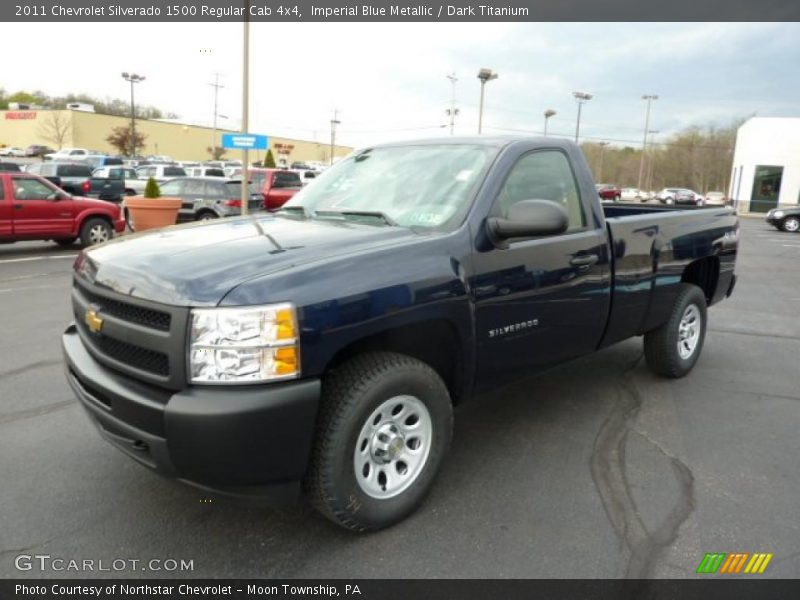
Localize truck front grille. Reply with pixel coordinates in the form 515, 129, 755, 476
72, 277, 189, 389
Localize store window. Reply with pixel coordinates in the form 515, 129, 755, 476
750, 165, 783, 213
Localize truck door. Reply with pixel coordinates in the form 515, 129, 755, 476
0, 177, 12, 237
471, 148, 611, 389
9, 175, 75, 238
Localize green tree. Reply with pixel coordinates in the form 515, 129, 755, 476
263, 149, 276, 168
144, 177, 161, 198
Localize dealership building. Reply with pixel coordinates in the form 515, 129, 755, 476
0, 107, 353, 165
730, 117, 800, 213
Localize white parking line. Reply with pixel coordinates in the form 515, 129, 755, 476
781, 244, 800, 248
0, 283, 66, 294
0, 254, 77, 264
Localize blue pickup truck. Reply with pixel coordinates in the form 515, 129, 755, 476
62, 137, 738, 531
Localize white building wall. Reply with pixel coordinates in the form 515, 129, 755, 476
730, 117, 800, 211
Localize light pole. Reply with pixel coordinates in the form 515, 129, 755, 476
445, 72, 459, 135
543, 109, 556, 136
209, 73, 224, 160
477, 68, 498, 135
240, 4, 250, 215
121, 72, 145, 158
572, 91, 592, 144
645, 129, 659, 192
638, 94, 658, 191
597, 141, 609, 182
330, 109, 340, 166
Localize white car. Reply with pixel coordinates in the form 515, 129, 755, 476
0, 146, 25, 157
135, 164, 188, 182
656, 187, 704, 205
704, 191, 727, 206
44, 147, 90, 161
620, 188, 643, 202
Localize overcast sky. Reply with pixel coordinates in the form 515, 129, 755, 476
2, 22, 798, 149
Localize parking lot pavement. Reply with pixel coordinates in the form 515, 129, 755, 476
1, 217, 799, 579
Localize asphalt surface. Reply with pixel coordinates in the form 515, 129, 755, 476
1, 216, 799, 579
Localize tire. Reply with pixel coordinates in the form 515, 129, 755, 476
306, 351, 453, 532
55, 237, 77, 247
79, 217, 112, 247
196, 211, 219, 221
644, 283, 707, 378
782, 216, 800, 233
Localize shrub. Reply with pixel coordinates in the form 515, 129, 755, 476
144, 177, 161, 198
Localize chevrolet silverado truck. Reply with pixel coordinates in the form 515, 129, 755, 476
0, 172, 124, 246
62, 137, 739, 531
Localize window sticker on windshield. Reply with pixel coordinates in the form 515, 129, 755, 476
455, 170, 473, 181
405, 211, 444, 225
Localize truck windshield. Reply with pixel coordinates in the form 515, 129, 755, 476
282, 144, 495, 230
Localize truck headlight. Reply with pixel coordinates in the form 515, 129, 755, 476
189, 304, 299, 383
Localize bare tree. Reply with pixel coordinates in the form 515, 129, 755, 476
38, 111, 72, 149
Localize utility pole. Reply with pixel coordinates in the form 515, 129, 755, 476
445, 72, 459, 135
572, 91, 592, 144
638, 94, 658, 191
209, 73, 224, 160
543, 109, 556, 136
330, 109, 340, 166
477, 68, 498, 135
240, 5, 250, 215
645, 129, 659, 192
597, 141, 609, 182
121, 72, 145, 158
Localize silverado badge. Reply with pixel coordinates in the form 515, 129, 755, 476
85, 309, 104, 333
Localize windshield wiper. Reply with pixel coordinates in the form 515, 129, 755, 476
313, 209, 398, 226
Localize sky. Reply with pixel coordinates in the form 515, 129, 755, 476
2, 21, 799, 150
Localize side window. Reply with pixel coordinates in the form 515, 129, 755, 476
495, 150, 586, 233
12, 178, 56, 200
183, 180, 206, 196
159, 180, 183, 196
204, 182, 225, 198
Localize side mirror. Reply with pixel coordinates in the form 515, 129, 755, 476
487, 199, 569, 242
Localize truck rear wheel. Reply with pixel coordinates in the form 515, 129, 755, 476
644, 283, 707, 378
306, 351, 453, 531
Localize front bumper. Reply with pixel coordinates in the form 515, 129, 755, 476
62, 323, 320, 506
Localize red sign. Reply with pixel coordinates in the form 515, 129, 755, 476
5, 111, 37, 120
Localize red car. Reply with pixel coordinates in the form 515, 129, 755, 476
0, 173, 125, 247
248, 168, 303, 210
595, 183, 621, 202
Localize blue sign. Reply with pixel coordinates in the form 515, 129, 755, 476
221, 133, 269, 150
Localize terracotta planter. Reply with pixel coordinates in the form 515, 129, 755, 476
124, 197, 182, 232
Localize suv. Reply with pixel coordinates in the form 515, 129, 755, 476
44, 148, 90, 161
595, 183, 621, 202
135, 164, 187, 182
156, 177, 263, 222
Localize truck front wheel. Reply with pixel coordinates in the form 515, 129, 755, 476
644, 283, 707, 378
306, 351, 453, 531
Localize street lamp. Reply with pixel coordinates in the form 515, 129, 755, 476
597, 141, 610, 182
445, 72, 459, 135
645, 129, 659, 192
543, 109, 556, 136
572, 91, 592, 144
637, 94, 659, 191
121, 72, 145, 158
330, 109, 341, 166
477, 68, 498, 135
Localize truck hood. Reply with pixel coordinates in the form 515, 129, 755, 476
78, 214, 419, 305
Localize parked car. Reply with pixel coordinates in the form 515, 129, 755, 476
704, 191, 727, 206
595, 183, 621, 202
184, 166, 225, 178
25, 145, 55, 157
0, 162, 21, 172
620, 187, 643, 202
674, 190, 704, 206
135, 164, 187, 183
0, 146, 26, 157
44, 148, 90, 161
83, 155, 124, 170
766, 207, 800, 232
249, 168, 303, 209
85, 166, 147, 201
291, 169, 320, 186
62, 137, 739, 532
25, 162, 93, 195
156, 177, 263, 222
0, 172, 124, 246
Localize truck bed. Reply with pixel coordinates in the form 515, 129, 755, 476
599, 204, 738, 349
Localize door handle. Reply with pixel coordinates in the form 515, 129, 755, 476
13, 204, 23, 209
570, 254, 599, 267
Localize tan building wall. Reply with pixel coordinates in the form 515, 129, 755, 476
0, 109, 352, 164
